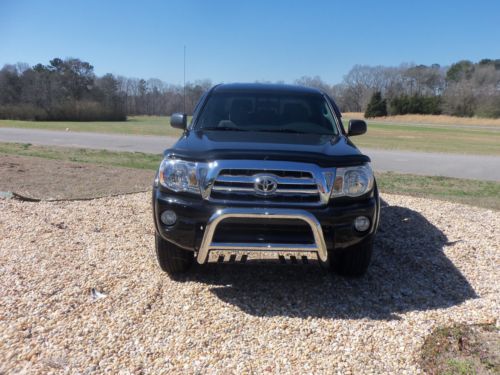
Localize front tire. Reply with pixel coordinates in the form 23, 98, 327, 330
155, 234, 194, 276
330, 238, 373, 277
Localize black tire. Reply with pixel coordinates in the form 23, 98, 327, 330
330, 238, 373, 277
155, 234, 194, 276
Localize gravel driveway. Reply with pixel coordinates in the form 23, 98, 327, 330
1, 193, 498, 373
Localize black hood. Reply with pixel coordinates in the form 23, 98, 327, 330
165, 130, 370, 167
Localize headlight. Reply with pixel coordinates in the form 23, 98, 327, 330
331, 164, 374, 198
159, 159, 207, 194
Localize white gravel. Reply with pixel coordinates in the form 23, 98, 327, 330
0, 192, 498, 373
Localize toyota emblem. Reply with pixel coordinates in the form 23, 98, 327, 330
254, 175, 278, 195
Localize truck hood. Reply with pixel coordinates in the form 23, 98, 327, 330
165, 130, 370, 167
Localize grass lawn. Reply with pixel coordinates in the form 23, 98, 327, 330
375, 171, 499, 210
0, 116, 183, 137
0, 142, 161, 170
1, 116, 500, 155
1, 142, 498, 210
351, 122, 500, 155
343, 112, 500, 127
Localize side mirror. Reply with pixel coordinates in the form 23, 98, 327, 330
170, 113, 187, 129
348, 119, 367, 136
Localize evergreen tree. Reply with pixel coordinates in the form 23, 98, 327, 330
364, 92, 387, 118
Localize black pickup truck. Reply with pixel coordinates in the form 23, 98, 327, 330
152, 83, 380, 277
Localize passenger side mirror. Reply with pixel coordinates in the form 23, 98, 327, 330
348, 119, 367, 136
170, 113, 187, 129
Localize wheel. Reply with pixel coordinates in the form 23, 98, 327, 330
155, 234, 194, 276
330, 238, 373, 277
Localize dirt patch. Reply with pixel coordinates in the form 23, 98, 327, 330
421, 323, 499, 374
0, 154, 153, 200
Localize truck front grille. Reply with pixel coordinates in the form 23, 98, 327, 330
209, 168, 321, 204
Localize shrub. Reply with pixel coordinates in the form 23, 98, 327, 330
475, 95, 500, 118
364, 92, 387, 118
48, 101, 126, 121
0, 104, 48, 120
389, 95, 442, 115
0, 101, 126, 121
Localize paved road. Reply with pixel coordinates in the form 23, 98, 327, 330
364, 149, 499, 181
1, 127, 499, 181
0, 128, 168, 154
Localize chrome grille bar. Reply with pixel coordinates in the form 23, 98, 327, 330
212, 186, 255, 192
200, 160, 335, 206
211, 186, 318, 194
215, 175, 317, 185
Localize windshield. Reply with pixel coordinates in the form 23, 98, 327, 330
195, 92, 339, 135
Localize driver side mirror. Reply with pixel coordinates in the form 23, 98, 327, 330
348, 119, 367, 136
170, 113, 187, 130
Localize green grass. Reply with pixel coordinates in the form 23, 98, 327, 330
0, 116, 183, 137
376, 171, 500, 210
353, 122, 500, 155
1, 116, 500, 155
1, 142, 498, 210
0, 142, 162, 170
445, 359, 476, 375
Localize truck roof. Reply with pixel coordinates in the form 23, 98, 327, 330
212, 83, 323, 95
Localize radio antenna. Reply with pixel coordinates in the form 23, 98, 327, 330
183, 45, 186, 114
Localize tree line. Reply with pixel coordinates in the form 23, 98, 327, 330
1, 57, 499, 121
0, 59, 126, 121
317, 59, 500, 118
0, 58, 212, 121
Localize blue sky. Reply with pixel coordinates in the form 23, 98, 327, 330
1, 0, 499, 85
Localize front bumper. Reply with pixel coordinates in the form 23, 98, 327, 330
197, 208, 329, 264
152, 188, 379, 264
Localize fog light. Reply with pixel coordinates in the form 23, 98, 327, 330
161, 210, 177, 226
354, 216, 370, 232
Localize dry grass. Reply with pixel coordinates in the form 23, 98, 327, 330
343, 113, 500, 127
0, 116, 183, 136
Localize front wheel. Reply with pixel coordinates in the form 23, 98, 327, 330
155, 234, 194, 276
330, 238, 373, 277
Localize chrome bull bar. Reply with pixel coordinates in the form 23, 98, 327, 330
197, 208, 328, 264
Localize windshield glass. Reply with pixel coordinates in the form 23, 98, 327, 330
195, 92, 339, 135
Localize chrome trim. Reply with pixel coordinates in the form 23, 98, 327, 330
215, 175, 317, 185
274, 188, 317, 194
211, 186, 318, 194
201, 160, 335, 206
197, 208, 329, 264
212, 186, 255, 192
207, 251, 318, 264
253, 175, 278, 195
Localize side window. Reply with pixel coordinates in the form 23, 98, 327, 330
189, 92, 208, 127
321, 101, 335, 126
326, 96, 346, 134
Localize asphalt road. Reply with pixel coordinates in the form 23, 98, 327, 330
1, 127, 499, 181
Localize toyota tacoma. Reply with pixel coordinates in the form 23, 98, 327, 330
152, 83, 380, 277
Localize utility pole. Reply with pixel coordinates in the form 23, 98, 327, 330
183, 45, 186, 114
